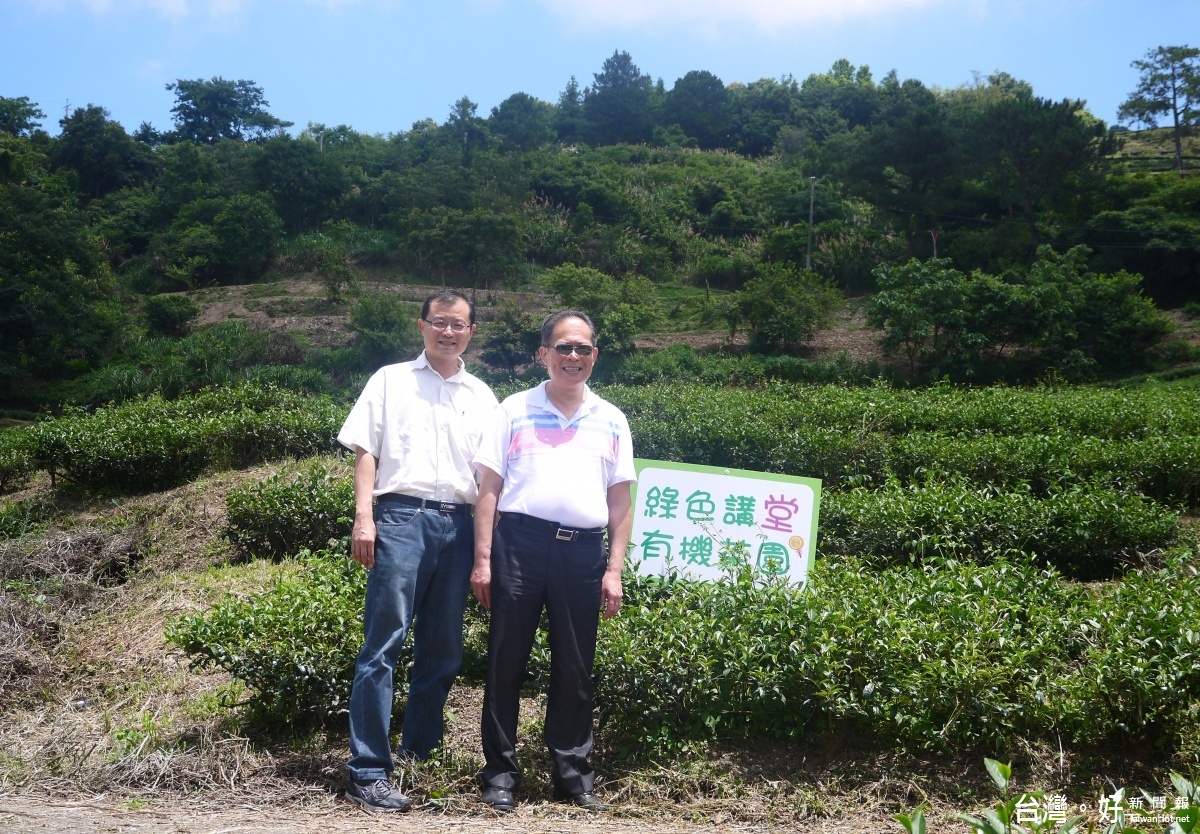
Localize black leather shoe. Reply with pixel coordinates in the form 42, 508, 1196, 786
481, 786, 516, 812
559, 791, 609, 812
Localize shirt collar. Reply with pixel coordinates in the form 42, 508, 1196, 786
530, 379, 599, 422
414, 350, 466, 382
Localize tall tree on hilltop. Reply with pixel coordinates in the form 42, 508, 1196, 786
964, 77, 1115, 248
555, 76, 586, 144
167, 77, 292, 144
583, 50, 656, 146
1118, 45, 1200, 172
0, 96, 45, 138
52, 105, 152, 200
664, 70, 731, 149
489, 92, 555, 152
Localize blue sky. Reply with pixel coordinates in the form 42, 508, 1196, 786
2, 0, 1196, 137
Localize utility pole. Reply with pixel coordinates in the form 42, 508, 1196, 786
805, 176, 816, 270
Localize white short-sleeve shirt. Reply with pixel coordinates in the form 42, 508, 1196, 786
337, 351, 499, 504
473, 380, 636, 529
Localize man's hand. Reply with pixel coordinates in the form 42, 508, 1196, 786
351, 512, 376, 568
600, 569, 622, 619
471, 553, 492, 610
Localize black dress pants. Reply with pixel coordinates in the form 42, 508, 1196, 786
480, 512, 607, 795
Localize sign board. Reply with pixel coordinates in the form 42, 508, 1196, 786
629, 459, 821, 586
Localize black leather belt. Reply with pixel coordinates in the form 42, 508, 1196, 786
382, 493, 471, 515
502, 511, 604, 542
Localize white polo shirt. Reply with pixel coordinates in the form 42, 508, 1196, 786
338, 351, 499, 505
474, 380, 636, 529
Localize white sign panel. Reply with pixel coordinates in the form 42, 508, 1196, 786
629, 459, 821, 586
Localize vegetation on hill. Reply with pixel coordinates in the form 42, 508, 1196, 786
3, 48, 1199, 410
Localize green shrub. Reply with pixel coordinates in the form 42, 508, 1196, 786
27, 383, 344, 494
596, 555, 1086, 754
169, 543, 1200, 758
70, 322, 315, 404
603, 346, 880, 386
1061, 557, 1200, 748
167, 553, 366, 726
348, 291, 422, 368
0, 428, 34, 493
819, 482, 1179, 580
142, 294, 201, 337
887, 432, 1200, 508
224, 461, 353, 559
725, 265, 843, 352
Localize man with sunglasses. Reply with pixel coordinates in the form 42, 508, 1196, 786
338, 289, 498, 812
470, 310, 635, 813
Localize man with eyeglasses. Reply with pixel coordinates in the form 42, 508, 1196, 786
338, 289, 498, 812
470, 310, 634, 814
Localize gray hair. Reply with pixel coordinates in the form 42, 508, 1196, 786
540, 310, 597, 346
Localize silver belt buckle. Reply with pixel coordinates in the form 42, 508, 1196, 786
555, 527, 577, 542
438, 502, 456, 513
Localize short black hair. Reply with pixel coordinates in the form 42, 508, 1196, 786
421, 289, 475, 324
541, 310, 597, 346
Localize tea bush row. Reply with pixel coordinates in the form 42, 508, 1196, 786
166, 550, 492, 727
601, 552, 1200, 756
169, 549, 1200, 758
888, 432, 1200, 507
223, 459, 353, 559
820, 481, 1180, 580
18, 379, 1200, 505
26, 383, 343, 494
603, 380, 1200, 442
217, 462, 1180, 577
167, 555, 366, 725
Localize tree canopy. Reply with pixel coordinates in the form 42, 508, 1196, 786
1119, 45, 1200, 171
167, 77, 293, 144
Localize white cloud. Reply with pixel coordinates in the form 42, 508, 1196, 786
532, 0, 951, 32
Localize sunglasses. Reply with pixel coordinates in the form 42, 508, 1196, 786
547, 343, 595, 356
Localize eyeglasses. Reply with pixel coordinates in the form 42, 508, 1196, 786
547, 343, 595, 356
424, 319, 471, 333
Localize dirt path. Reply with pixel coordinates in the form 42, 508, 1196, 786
0, 795, 899, 834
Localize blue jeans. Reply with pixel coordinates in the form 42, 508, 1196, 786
346, 495, 474, 780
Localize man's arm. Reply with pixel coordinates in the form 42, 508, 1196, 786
470, 465, 505, 610
350, 446, 378, 568
601, 480, 632, 619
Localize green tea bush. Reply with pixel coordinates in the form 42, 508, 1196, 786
28, 384, 344, 494
171, 545, 1200, 757
224, 461, 353, 559
819, 482, 1179, 579
603, 346, 880, 387
0, 429, 35, 493
167, 553, 366, 726
596, 556, 1086, 754
1060, 557, 1200, 749
888, 433, 1200, 508
168, 549, 492, 727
